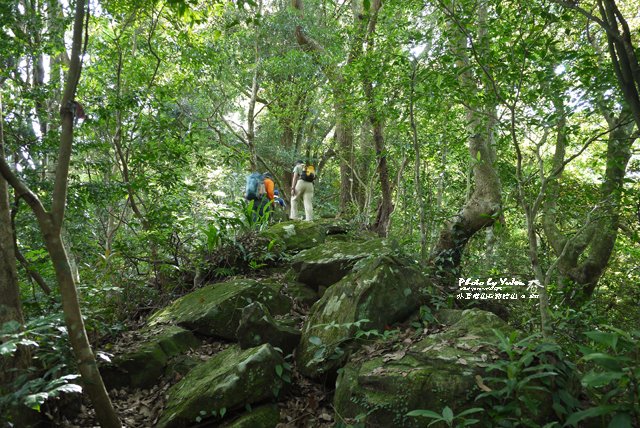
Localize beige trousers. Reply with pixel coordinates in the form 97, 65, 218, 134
290, 180, 314, 221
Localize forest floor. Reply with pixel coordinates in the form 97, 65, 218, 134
55, 273, 338, 428
60, 341, 337, 427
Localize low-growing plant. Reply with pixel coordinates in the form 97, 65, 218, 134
0, 315, 82, 416
565, 327, 640, 427
475, 330, 580, 426
199, 206, 284, 281
407, 406, 484, 427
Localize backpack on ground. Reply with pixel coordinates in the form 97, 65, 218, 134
300, 164, 316, 182
245, 172, 265, 200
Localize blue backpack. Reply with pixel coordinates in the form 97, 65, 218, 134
245, 173, 265, 200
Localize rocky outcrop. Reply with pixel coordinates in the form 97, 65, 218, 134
333, 309, 516, 427
148, 279, 291, 340
220, 405, 280, 428
282, 281, 319, 306
157, 344, 284, 428
291, 238, 388, 289
261, 219, 349, 252
236, 302, 301, 355
100, 325, 200, 389
296, 255, 430, 379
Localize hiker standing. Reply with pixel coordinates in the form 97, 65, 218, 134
290, 160, 315, 221
259, 172, 275, 218
244, 172, 275, 220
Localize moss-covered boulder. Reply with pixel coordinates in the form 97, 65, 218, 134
261, 219, 349, 252
282, 280, 319, 306
333, 309, 515, 427
219, 405, 280, 428
148, 279, 291, 340
296, 256, 429, 379
157, 344, 284, 428
291, 239, 388, 290
100, 325, 200, 389
236, 302, 301, 354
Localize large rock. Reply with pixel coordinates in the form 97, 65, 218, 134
261, 219, 349, 252
282, 281, 319, 306
236, 302, 301, 355
100, 325, 200, 389
296, 256, 429, 379
333, 309, 515, 427
291, 239, 388, 289
157, 344, 284, 428
148, 279, 291, 340
220, 405, 280, 428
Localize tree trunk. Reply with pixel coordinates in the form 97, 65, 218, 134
246, 26, 261, 171
410, 61, 428, 258
293, 1, 363, 214
335, 105, 355, 213
12, 200, 52, 295
362, 0, 393, 237
0, 2, 122, 426
0, 88, 32, 412
431, 2, 501, 279
543, 105, 635, 304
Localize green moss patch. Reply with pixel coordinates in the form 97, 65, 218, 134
157, 344, 284, 428
148, 279, 291, 339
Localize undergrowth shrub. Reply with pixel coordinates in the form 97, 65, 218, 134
476, 330, 580, 427
0, 314, 82, 420
197, 200, 285, 282
566, 327, 640, 427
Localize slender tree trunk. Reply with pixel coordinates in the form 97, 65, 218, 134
431, 2, 501, 280
293, 0, 363, 214
12, 201, 52, 295
543, 105, 635, 305
246, 17, 261, 172
410, 61, 428, 258
0, 2, 122, 426
362, 0, 393, 236
335, 107, 355, 213
0, 88, 32, 418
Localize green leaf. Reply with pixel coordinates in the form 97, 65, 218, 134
442, 406, 454, 424
25, 392, 48, 411
565, 405, 618, 427
1, 320, 21, 333
275, 364, 283, 377
584, 331, 619, 351
309, 336, 322, 346
457, 407, 484, 417
581, 371, 624, 388
406, 409, 442, 419
220, 407, 226, 418
581, 353, 625, 371
0, 341, 18, 355
608, 413, 632, 428
52, 384, 82, 394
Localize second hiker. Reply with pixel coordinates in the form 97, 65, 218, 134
290, 160, 315, 221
